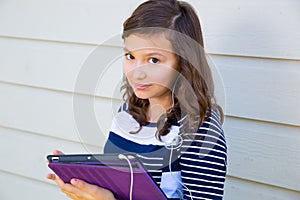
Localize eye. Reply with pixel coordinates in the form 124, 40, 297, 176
149, 57, 160, 64
125, 53, 135, 60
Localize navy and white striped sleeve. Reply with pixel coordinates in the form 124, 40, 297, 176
179, 111, 227, 200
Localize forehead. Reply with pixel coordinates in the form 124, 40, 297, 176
124, 33, 174, 53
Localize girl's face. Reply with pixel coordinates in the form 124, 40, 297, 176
123, 33, 178, 106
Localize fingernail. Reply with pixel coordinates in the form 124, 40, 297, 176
71, 178, 78, 185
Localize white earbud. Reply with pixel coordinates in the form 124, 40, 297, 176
165, 134, 183, 150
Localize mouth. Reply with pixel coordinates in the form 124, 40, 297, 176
134, 83, 152, 90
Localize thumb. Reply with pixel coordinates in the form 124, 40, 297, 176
70, 179, 90, 190
71, 179, 116, 199
71, 179, 99, 193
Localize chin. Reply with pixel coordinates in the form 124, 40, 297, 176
134, 91, 151, 100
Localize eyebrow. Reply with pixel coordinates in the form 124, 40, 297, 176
123, 47, 167, 58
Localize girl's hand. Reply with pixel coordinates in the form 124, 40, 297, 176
46, 175, 116, 200
46, 150, 116, 200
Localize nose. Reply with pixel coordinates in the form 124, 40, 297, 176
132, 64, 147, 80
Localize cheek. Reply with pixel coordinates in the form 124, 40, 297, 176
149, 67, 177, 86
123, 62, 137, 90
123, 61, 132, 79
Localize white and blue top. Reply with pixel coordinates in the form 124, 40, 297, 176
104, 103, 227, 200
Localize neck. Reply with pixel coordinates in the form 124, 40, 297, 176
147, 95, 173, 123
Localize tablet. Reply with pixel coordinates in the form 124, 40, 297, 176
47, 153, 167, 200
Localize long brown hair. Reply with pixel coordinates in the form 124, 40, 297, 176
121, 0, 223, 139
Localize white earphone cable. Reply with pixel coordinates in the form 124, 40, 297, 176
118, 154, 134, 200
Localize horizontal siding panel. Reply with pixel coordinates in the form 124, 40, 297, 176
0, 0, 133, 45
0, 126, 100, 184
1, 0, 299, 59
1, 1, 299, 199
194, 0, 300, 59
1, 121, 299, 199
0, 171, 67, 200
211, 55, 300, 126
0, 82, 121, 147
0, 37, 93, 91
225, 116, 300, 191
2, 118, 299, 199
224, 176, 300, 200
0, 37, 123, 99
2, 37, 300, 126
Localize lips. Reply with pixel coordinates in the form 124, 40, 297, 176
135, 83, 152, 90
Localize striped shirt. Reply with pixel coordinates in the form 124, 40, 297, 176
104, 104, 227, 200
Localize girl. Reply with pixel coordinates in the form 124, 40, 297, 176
47, 0, 227, 199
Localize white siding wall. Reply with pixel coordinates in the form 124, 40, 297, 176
0, 0, 299, 199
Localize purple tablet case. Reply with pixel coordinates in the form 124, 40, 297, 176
47, 154, 167, 200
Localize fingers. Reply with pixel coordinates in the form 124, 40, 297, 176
61, 180, 94, 200
61, 183, 87, 199
47, 174, 87, 199
46, 150, 64, 164
46, 173, 65, 186
64, 191, 78, 200
70, 179, 115, 199
46, 173, 56, 180
47, 176, 115, 200
53, 149, 64, 155
70, 179, 98, 194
